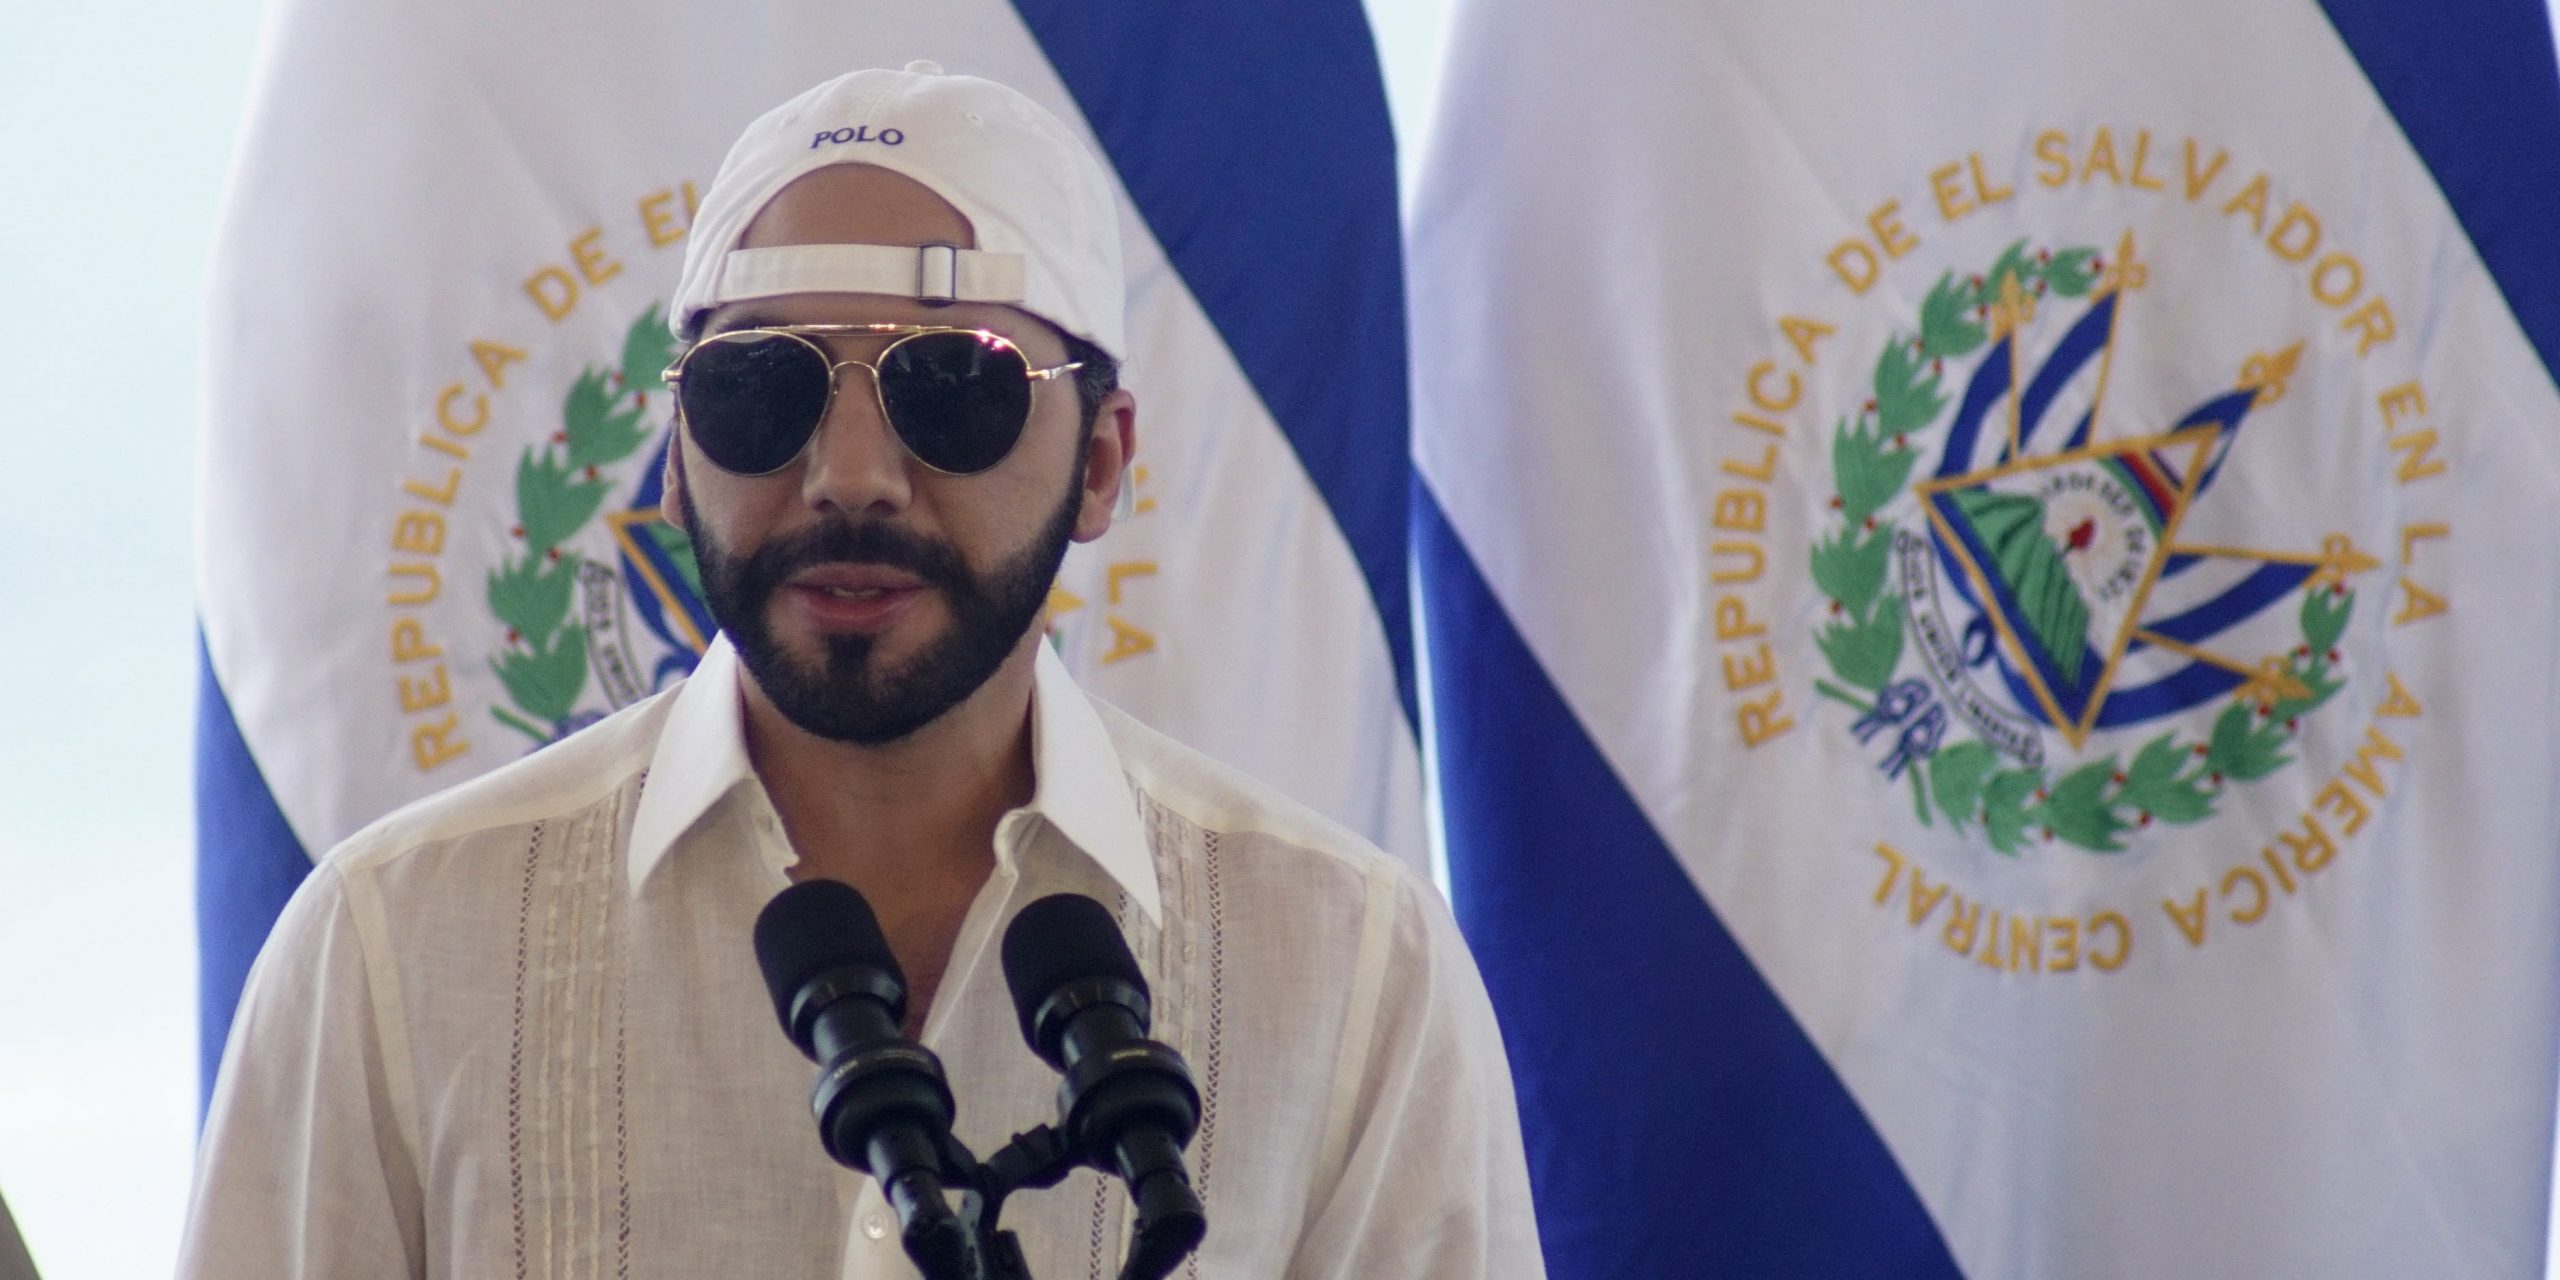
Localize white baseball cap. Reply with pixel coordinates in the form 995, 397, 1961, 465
669, 62, 1126, 358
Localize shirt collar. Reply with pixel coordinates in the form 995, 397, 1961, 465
625, 635, 1161, 925
1017, 641, 1161, 925
626, 634, 762, 896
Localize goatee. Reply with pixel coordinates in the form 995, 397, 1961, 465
681, 471, 1080, 744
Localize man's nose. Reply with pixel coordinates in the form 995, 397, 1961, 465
799, 363, 914, 518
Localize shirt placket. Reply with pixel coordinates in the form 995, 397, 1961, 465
733, 789, 912, 1277
840, 1176, 910, 1279
817, 808, 1036, 1280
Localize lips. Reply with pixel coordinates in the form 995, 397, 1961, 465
779, 562, 933, 634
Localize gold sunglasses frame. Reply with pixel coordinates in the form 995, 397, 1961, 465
662, 323, 1084, 477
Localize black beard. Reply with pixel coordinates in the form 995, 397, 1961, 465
681, 472, 1081, 745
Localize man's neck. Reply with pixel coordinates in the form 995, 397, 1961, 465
738, 634, 1042, 892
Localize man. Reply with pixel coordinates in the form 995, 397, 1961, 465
180, 63, 1542, 1278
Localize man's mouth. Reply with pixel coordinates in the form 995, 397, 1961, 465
784, 561, 930, 592
778, 563, 936, 635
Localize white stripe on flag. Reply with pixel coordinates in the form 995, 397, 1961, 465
1414, 2, 2560, 1274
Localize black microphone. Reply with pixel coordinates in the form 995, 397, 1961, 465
754, 880, 977, 1280
1000, 894, 1206, 1280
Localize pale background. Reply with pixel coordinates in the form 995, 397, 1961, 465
6, 3, 2555, 1278
0, 2, 1445, 1276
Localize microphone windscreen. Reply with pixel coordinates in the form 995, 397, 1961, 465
1001, 893, 1146, 1052
753, 879, 901, 1032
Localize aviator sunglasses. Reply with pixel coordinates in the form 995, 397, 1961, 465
664, 324, 1084, 477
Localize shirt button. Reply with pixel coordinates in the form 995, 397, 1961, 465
862, 1210, 890, 1241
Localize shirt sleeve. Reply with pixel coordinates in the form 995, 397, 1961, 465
1290, 869, 1547, 1280
178, 860, 427, 1280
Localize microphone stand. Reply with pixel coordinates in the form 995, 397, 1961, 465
886, 1123, 1059, 1280
959, 1125, 1074, 1280
943, 1122, 1199, 1280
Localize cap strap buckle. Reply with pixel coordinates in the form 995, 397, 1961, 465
917, 244, 959, 303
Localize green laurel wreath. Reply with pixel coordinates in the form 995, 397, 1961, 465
1809, 240, 2352, 855
487, 307, 685, 744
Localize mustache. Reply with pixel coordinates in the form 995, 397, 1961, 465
742, 518, 973, 594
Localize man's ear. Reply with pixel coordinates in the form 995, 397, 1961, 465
1073, 389, 1138, 544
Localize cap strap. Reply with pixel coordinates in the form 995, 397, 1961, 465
712, 243, 1028, 307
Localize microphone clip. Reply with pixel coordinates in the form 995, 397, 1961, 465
975, 1117, 1203, 1280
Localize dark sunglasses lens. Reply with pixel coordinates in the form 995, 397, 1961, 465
877, 332, 1033, 474
677, 334, 830, 474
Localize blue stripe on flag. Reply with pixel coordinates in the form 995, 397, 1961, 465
194, 630, 313, 1114
1009, 0, 1417, 725
1418, 486, 1964, 1278
2319, 0, 2560, 383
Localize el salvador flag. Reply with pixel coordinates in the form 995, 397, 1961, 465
197, 0, 1421, 1108
1413, 1, 2560, 1275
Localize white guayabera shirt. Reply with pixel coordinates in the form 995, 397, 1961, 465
179, 637, 1541, 1280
